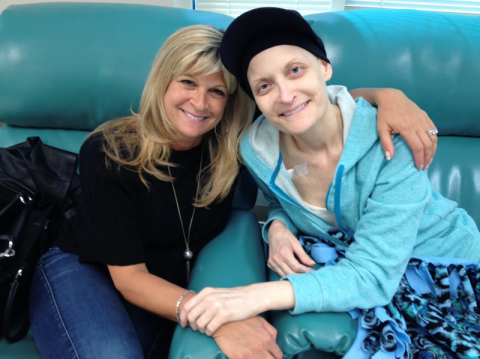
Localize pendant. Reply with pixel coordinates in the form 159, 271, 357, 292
183, 248, 193, 260
184, 248, 193, 283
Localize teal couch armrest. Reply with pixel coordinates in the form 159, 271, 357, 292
168, 210, 266, 359
268, 270, 357, 359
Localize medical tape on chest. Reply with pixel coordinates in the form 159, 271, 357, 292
286, 163, 308, 181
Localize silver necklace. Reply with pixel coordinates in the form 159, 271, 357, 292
167, 144, 204, 283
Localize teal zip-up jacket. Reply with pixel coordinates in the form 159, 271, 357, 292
240, 86, 480, 314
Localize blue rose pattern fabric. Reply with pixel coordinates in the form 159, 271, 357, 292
299, 231, 480, 359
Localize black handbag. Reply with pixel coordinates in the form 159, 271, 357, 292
0, 137, 81, 343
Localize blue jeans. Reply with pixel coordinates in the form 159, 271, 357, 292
29, 247, 174, 359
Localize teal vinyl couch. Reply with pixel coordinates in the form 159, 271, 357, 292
0, 3, 479, 359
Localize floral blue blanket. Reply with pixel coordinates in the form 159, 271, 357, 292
300, 232, 480, 359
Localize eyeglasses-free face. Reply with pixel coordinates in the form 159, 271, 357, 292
164, 71, 228, 150
247, 45, 334, 138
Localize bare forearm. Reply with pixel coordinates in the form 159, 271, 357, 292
109, 265, 193, 322
349, 87, 398, 107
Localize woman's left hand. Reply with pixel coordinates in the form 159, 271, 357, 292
376, 89, 437, 170
179, 286, 264, 336
350, 88, 438, 170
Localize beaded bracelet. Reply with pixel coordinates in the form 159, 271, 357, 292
176, 290, 195, 323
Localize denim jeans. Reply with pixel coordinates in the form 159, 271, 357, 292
29, 247, 175, 359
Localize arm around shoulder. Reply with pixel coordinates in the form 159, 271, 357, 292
349, 87, 437, 169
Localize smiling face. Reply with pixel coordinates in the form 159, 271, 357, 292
247, 45, 333, 136
164, 71, 228, 150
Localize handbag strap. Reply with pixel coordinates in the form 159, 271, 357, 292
0, 194, 32, 258
1, 202, 52, 343
3, 265, 31, 343
0, 192, 27, 217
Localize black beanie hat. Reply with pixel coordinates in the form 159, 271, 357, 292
221, 7, 330, 99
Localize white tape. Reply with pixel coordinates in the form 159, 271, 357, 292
286, 163, 308, 181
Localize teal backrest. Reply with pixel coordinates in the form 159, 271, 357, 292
0, 3, 233, 130
306, 10, 480, 226
306, 10, 480, 137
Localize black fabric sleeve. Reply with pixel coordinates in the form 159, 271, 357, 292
76, 136, 146, 266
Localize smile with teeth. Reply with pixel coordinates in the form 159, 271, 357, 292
183, 109, 207, 121
282, 101, 309, 116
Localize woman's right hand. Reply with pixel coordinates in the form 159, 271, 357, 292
213, 317, 283, 359
268, 219, 315, 276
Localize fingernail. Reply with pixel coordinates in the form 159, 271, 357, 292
420, 164, 424, 170
425, 165, 429, 171
429, 158, 433, 165
385, 151, 391, 161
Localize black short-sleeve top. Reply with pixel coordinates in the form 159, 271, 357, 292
57, 134, 236, 287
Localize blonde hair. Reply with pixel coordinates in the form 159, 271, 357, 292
91, 25, 255, 207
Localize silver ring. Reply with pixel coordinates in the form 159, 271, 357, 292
427, 128, 438, 137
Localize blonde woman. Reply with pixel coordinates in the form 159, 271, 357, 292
30, 23, 436, 359
28, 25, 282, 359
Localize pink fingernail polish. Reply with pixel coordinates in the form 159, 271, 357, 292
420, 164, 424, 170
385, 151, 391, 160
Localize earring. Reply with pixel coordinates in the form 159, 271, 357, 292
214, 118, 230, 137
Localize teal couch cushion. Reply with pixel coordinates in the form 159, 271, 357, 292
428, 137, 480, 226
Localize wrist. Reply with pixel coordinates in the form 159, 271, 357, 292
270, 219, 286, 231
248, 283, 273, 314
374, 88, 401, 107
253, 281, 295, 312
